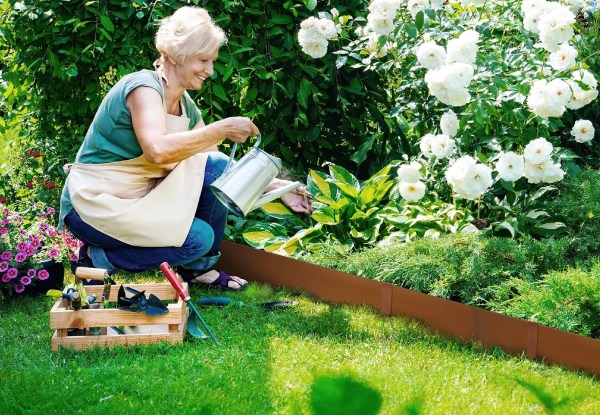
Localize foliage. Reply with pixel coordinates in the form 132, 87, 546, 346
0, 201, 79, 297
0, 0, 391, 206
488, 262, 600, 338
305, 233, 575, 309
547, 168, 600, 258
238, 0, 600, 254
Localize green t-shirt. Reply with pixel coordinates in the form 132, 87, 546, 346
59, 69, 202, 228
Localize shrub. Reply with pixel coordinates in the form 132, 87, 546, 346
488, 262, 600, 338
547, 169, 600, 258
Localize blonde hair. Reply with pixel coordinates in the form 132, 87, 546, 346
155, 7, 226, 64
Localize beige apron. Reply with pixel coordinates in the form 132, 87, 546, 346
67, 70, 207, 247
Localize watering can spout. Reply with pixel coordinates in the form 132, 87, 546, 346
253, 181, 302, 210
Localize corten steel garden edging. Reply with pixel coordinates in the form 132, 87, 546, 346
219, 241, 600, 377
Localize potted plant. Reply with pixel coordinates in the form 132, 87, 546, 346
0, 201, 80, 298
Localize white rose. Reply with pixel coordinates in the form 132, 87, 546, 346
496, 152, 525, 182
545, 78, 572, 106
316, 18, 338, 40
440, 110, 459, 137
548, 43, 578, 72
567, 69, 599, 109
542, 162, 565, 183
300, 16, 319, 29
446, 37, 478, 65
523, 160, 547, 184
397, 161, 423, 183
367, 11, 396, 36
446, 157, 492, 200
571, 119, 595, 143
298, 27, 328, 58
399, 180, 426, 201
524, 137, 553, 164
416, 41, 446, 69
430, 134, 456, 159
419, 133, 436, 158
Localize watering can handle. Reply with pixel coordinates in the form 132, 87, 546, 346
222, 134, 262, 175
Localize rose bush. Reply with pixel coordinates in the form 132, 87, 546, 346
240, 0, 599, 254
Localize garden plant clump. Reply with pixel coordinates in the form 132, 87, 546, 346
0, 201, 79, 298
242, 0, 599, 254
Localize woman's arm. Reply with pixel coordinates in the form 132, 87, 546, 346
127, 87, 258, 164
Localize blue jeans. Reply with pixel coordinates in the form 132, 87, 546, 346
64, 152, 229, 273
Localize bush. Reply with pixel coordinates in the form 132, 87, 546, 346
305, 233, 574, 306
0, 0, 391, 206
488, 262, 600, 338
548, 169, 600, 258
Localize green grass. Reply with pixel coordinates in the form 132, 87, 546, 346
1, 280, 599, 415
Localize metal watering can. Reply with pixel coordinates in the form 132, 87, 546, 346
209, 135, 301, 216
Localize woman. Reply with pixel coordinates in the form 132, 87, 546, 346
58, 6, 312, 290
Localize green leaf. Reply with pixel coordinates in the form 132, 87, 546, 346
350, 136, 376, 165
99, 15, 114, 32
311, 207, 340, 225
242, 223, 288, 248
358, 175, 394, 209
304, 0, 318, 11
260, 201, 295, 220
415, 11, 424, 30
308, 170, 334, 198
329, 165, 359, 188
211, 82, 229, 102
297, 78, 312, 109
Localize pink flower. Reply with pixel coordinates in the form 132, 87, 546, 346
48, 226, 57, 237
17, 241, 28, 252
14, 253, 27, 263
27, 268, 36, 277
65, 236, 72, 245
47, 207, 55, 215
69, 253, 78, 262
7, 268, 18, 279
20, 276, 31, 285
24, 244, 35, 256
1, 274, 10, 283
2, 208, 9, 215
0, 227, 7, 235
37, 269, 49, 280
0, 251, 12, 260
48, 247, 59, 259
70, 241, 79, 248
14, 284, 25, 294
0, 261, 8, 272
38, 223, 49, 232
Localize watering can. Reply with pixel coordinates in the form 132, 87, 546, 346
210, 135, 302, 216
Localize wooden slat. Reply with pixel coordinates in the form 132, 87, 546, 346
83, 282, 182, 302
50, 303, 183, 329
51, 329, 185, 351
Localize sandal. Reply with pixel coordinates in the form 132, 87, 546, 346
176, 268, 247, 291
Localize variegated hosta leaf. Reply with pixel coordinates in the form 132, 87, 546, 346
242, 223, 288, 249
260, 201, 295, 220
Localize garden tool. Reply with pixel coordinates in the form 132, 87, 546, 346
116, 285, 169, 316
160, 262, 219, 345
74, 266, 114, 308
209, 134, 302, 216
198, 296, 296, 310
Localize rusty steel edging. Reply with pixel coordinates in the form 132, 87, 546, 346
219, 241, 600, 377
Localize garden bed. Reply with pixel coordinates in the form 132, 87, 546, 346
220, 241, 600, 377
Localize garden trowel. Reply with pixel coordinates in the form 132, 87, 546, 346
117, 286, 169, 316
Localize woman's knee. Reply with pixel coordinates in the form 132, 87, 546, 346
181, 219, 215, 258
204, 152, 229, 184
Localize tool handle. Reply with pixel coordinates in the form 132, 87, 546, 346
159, 262, 190, 301
75, 267, 109, 281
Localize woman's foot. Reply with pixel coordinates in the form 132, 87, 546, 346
176, 268, 248, 291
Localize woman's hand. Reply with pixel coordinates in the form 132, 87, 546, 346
213, 117, 260, 143
279, 184, 314, 214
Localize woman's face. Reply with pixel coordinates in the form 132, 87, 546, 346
173, 51, 218, 90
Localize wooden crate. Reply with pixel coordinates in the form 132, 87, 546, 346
50, 282, 187, 351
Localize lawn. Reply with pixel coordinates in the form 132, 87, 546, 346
1, 281, 599, 415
